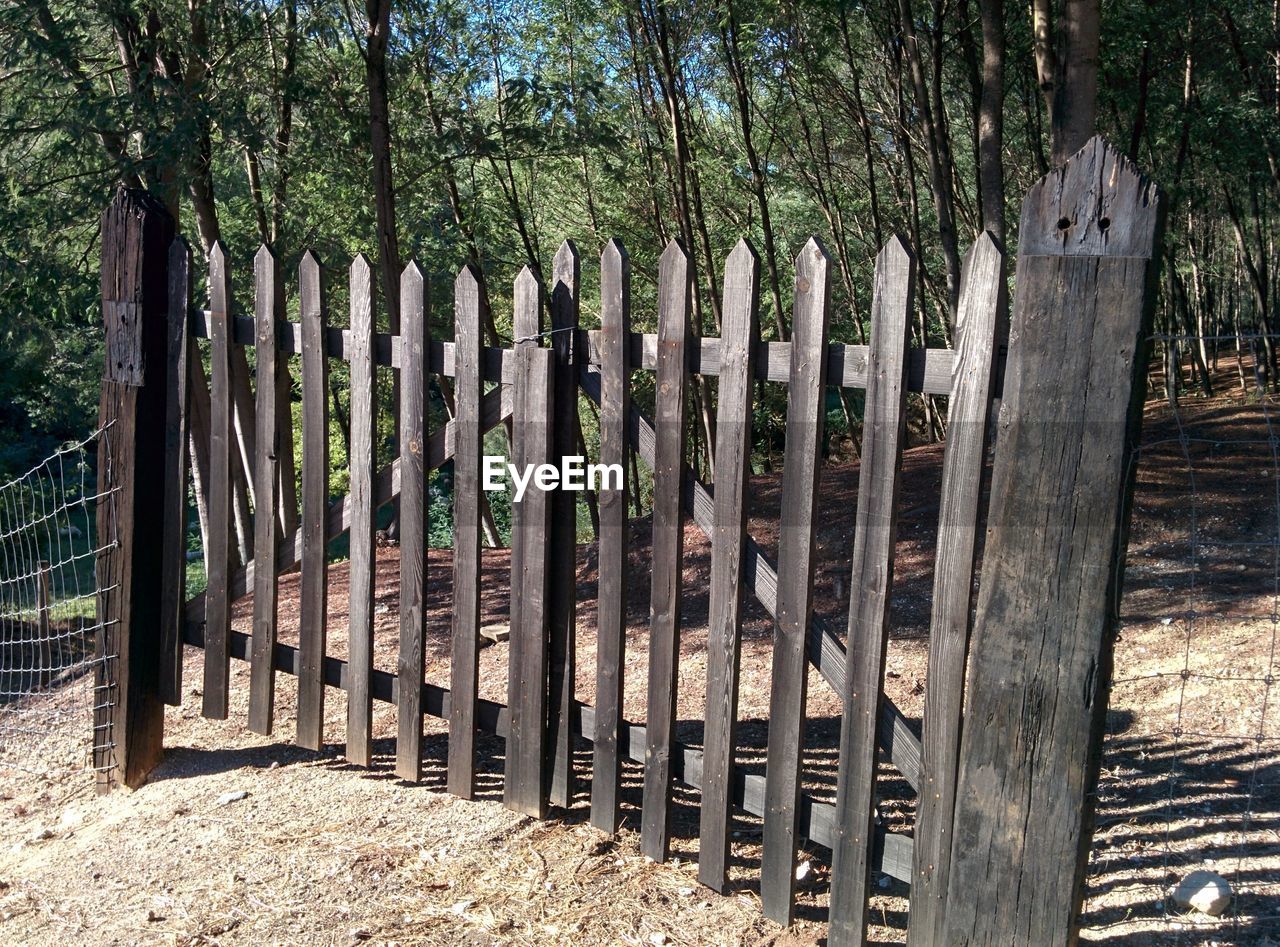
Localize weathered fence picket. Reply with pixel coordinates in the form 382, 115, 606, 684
907, 232, 1007, 946
761, 237, 833, 924
828, 235, 915, 946
249, 245, 282, 736
448, 264, 485, 799
640, 239, 692, 863
110, 141, 1160, 942
160, 237, 192, 707
547, 240, 580, 809
396, 262, 428, 782
346, 255, 377, 767
505, 267, 555, 818
698, 238, 759, 892
203, 242, 233, 721
296, 250, 330, 751
590, 239, 631, 833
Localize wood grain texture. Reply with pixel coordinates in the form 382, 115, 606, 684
159, 237, 192, 706
94, 188, 173, 789
640, 240, 691, 862
505, 266, 553, 818
828, 236, 915, 947
249, 245, 282, 736
202, 241, 234, 721
698, 239, 760, 893
396, 263, 428, 781
942, 138, 1162, 946
761, 238, 833, 923
590, 239, 631, 833
296, 251, 329, 751
547, 240, 580, 809
906, 233, 1006, 947
346, 254, 377, 767
448, 264, 486, 798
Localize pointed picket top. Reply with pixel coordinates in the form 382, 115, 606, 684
298, 251, 326, 331
1019, 135, 1162, 259
728, 236, 759, 269
208, 239, 229, 268
659, 237, 689, 274
955, 232, 1006, 336
722, 238, 760, 342
599, 239, 630, 338
553, 240, 580, 293
601, 237, 629, 269
400, 260, 426, 341
254, 245, 278, 334
208, 240, 230, 314
299, 248, 323, 276
350, 252, 373, 279
513, 265, 542, 341
455, 261, 482, 293
795, 234, 830, 268
400, 259, 425, 294
875, 232, 914, 270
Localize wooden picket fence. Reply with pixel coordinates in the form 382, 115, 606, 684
95, 137, 1163, 946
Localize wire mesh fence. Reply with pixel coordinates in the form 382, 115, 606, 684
0, 425, 117, 779
1085, 333, 1280, 943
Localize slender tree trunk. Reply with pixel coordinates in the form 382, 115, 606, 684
978, 0, 1007, 240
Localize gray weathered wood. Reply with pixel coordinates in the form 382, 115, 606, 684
590, 239, 631, 833
761, 238, 833, 923
698, 238, 759, 892
448, 264, 486, 798
396, 262, 428, 781
202, 241, 234, 722
907, 233, 1006, 947
346, 254, 377, 767
94, 188, 173, 788
942, 137, 1163, 947
828, 236, 915, 947
296, 250, 329, 751
547, 240, 580, 809
249, 245, 282, 735
640, 239, 691, 862
160, 237, 192, 706
505, 267, 553, 818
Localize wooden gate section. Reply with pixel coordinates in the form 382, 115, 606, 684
93, 137, 1165, 943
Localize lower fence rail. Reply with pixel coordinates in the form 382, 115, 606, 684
178, 618, 915, 882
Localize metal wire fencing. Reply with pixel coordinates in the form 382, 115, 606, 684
0, 426, 117, 779
1084, 333, 1280, 943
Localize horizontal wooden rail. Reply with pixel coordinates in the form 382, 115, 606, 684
182, 385, 514, 626
189, 311, 954, 394
579, 367, 924, 791
177, 618, 913, 881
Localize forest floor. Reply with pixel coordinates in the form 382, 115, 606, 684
1, 369, 1278, 945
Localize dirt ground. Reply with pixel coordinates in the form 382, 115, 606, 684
2, 365, 1278, 946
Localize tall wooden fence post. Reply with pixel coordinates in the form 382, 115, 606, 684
942, 137, 1163, 944
95, 187, 176, 790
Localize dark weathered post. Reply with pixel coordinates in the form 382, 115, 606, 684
942, 137, 1163, 944
94, 188, 175, 790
